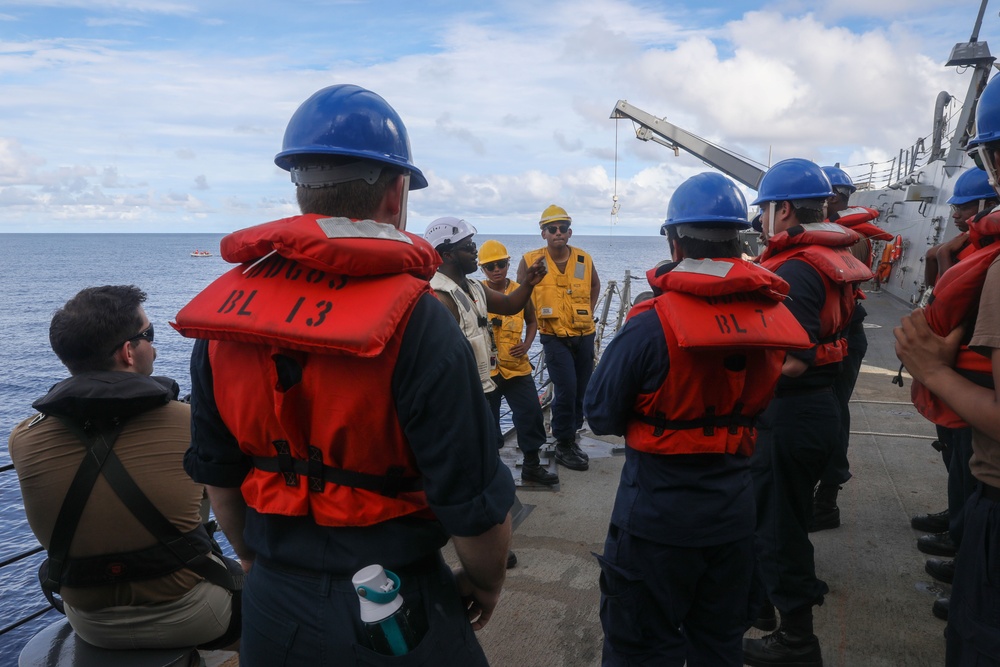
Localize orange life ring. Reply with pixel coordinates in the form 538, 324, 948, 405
890, 235, 903, 262
875, 239, 897, 283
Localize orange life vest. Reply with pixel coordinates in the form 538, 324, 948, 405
911, 211, 1000, 428
624, 258, 812, 457
956, 236, 977, 261
173, 215, 441, 527
967, 206, 1000, 250
828, 205, 891, 269
760, 223, 874, 366
828, 206, 893, 242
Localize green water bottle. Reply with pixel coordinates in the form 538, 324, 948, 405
353, 564, 423, 656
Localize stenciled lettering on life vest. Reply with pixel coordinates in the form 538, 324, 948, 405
625, 258, 812, 458
911, 234, 1000, 429
430, 272, 497, 392
173, 215, 439, 356
760, 223, 874, 366
523, 246, 595, 337
484, 279, 533, 379
173, 215, 441, 527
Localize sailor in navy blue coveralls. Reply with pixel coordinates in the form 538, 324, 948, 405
585, 304, 757, 666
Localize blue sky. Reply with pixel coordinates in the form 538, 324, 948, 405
0, 0, 991, 235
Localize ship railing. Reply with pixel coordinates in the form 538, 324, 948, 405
848, 116, 967, 191
0, 463, 56, 640
498, 271, 643, 429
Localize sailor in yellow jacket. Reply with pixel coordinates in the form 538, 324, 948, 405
517, 205, 601, 472
480, 240, 559, 486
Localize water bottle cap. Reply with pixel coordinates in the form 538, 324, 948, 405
353, 564, 404, 622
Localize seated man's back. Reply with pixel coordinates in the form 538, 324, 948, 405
8, 285, 237, 651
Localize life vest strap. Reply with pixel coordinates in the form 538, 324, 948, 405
637, 405, 754, 436
252, 454, 422, 498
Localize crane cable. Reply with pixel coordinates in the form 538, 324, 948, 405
611, 118, 620, 230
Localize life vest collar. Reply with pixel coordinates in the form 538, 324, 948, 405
221, 214, 440, 280
968, 208, 1000, 248
32, 373, 177, 425
763, 222, 862, 258
827, 206, 893, 241
649, 257, 790, 301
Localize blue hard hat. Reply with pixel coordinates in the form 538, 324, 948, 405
970, 75, 1000, 149
750, 158, 833, 205
660, 172, 749, 235
947, 167, 996, 204
821, 166, 856, 195
274, 84, 428, 190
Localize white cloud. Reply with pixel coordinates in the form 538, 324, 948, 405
0, 0, 985, 234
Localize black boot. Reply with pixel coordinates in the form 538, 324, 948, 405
924, 558, 955, 584
743, 607, 823, 667
521, 451, 559, 486
809, 483, 841, 532
932, 596, 949, 620
911, 509, 949, 533
554, 440, 588, 471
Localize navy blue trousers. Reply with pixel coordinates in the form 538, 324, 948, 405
541, 333, 595, 442
820, 320, 867, 487
939, 425, 976, 546
597, 525, 755, 666
240, 556, 487, 666
751, 390, 839, 613
486, 373, 546, 454
945, 483, 1000, 666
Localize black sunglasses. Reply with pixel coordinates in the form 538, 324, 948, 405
110, 323, 153, 356
545, 224, 570, 234
451, 241, 476, 254
482, 259, 509, 271
126, 324, 155, 346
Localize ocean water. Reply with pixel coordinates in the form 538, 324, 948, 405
0, 230, 668, 660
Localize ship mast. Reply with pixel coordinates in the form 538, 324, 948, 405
943, 0, 995, 173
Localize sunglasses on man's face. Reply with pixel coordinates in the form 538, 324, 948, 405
129, 324, 155, 345
111, 323, 154, 355
481, 259, 509, 271
451, 241, 477, 254
546, 224, 569, 234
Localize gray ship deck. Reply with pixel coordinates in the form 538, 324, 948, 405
454, 290, 949, 666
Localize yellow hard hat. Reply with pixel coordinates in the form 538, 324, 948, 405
478, 239, 510, 265
539, 204, 571, 228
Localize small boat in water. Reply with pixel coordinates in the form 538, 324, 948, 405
190, 250, 212, 257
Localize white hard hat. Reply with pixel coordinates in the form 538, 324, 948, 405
423, 217, 477, 250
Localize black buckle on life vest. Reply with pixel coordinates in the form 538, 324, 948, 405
273, 440, 298, 487
702, 407, 716, 436
382, 466, 405, 498
728, 402, 745, 435
636, 409, 755, 435
652, 411, 666, 437
307, 446, 325, 493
